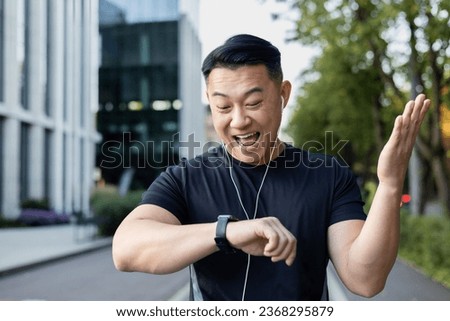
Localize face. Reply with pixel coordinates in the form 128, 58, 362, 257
206, 65, 291, 165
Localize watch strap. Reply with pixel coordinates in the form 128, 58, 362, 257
214, 215, 239, 254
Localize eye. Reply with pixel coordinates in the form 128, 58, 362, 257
246, 101, 262, 108
216, 105, 231, 112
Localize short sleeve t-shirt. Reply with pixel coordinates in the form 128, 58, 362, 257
140, 144, 366, 300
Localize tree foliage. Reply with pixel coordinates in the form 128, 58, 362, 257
284, 0, 450, 213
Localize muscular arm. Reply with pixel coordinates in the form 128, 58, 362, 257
112, 205, 297, 275
328, 94, 431, 297
112, 204, 218, 274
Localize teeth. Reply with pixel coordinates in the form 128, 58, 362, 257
234, 132, 259, 147
236, 132, 256, 139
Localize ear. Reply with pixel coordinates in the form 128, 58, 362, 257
280, 80, 292, 108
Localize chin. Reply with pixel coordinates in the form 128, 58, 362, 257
238, 147, 268, 165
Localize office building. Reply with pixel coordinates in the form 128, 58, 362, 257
97, 0, 204, 189
0, 0, 100, 219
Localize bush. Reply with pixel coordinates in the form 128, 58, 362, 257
0, 215, 25, 228
91, 188, 144, 236
20, 198, 50, 210
90, 185, 119, 209
399, 212, 450, 288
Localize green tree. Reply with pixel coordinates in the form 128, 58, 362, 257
284, 0, 450, 214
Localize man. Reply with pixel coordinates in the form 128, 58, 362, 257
112, 34, 431, 300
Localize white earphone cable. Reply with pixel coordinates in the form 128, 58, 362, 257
221, 96, 284, 300
223, 142, 277, 301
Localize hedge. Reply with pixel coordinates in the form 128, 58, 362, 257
91, 188, 144, 237
399, 211, 450, 289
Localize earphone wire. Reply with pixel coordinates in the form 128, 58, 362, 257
223, 141, 278, 301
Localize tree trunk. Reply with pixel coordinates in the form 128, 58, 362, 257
431, 155, 450, 216
371, 95, 385, 155
418, 155, 432, 215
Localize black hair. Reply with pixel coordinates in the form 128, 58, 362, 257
201, 34, 283, 83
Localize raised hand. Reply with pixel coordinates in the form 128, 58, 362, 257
377, 94, 431, 188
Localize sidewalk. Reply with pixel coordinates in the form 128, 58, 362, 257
0, 224, 112, 276
1, 224, 449, 300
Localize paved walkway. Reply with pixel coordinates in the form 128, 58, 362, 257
1, 224, 449, 301
0, 224, 111, 276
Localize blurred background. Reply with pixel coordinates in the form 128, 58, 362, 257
0, 0, 449, 300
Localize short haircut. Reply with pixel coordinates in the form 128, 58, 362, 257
201, 34, 283, 83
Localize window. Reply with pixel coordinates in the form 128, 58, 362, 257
40, 0, 49, 116
62, 133, 68, 209
0, 117, 4, 208
19, 122, 30, 201
63, 0, 69, 121
17, 0, 28, 108
0, 0, 4, 101
43, 129, 52, 200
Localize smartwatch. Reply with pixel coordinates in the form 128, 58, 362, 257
214, 215, 239, 254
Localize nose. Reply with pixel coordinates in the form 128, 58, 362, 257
230, 106, 250, 129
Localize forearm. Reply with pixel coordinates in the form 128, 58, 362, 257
349, 182, 401, 285
112, 207, 218, 274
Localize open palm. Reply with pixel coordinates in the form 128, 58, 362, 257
377, 94, 431, 187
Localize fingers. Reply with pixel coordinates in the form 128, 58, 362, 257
390, 94, 430, 148
270, 241, 297, 266
259, 217, 297, 266
377, 94, 431, 185
401, 94, 430, 133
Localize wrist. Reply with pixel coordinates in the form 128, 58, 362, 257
377, 181, 403, 196
214, 215, 239, 254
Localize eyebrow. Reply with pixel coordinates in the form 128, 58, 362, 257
211, 87, 264, 98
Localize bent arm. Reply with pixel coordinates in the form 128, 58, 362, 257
112, 204, 218, 274
328, 185, 401, 297
329, 94, 430, 297
112, 204, 297, 274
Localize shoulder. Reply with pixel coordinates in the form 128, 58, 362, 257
179, 144, 227, 170
156, 145, 226, 186
281, 144, 344, 170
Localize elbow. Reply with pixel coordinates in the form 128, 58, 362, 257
354, 282, 385, 298
114, 260, 130, 272
112, 240, 173, 275
112, 245, 133, 272
113, 257, 131, 272
112, 234, 140, 272
347, 276, 386, 298
342, 258, 395, 298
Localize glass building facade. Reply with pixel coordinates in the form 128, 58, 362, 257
0, 0, 3, 102
97, 0, 203, 189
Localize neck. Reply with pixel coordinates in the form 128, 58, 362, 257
225, 139, 285, 166
261, 139, 284, 164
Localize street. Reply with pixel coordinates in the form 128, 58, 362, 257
1, 246, 449, 301
0, 247, 189, 301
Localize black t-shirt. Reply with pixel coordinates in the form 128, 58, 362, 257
140, 144, 366, 300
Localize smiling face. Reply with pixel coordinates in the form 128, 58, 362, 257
206, 64, 291, 165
